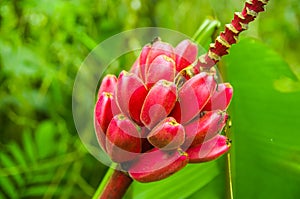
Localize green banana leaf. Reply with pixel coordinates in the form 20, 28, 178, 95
127, 38, 300, 198
226, 38, 300, 199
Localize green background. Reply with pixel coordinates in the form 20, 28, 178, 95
1, 0, 300, 198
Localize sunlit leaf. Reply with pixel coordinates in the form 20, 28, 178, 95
225, 38, 300, 198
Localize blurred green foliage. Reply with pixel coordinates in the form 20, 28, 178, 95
0, 0, 299, 198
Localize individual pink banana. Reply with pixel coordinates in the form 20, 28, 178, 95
115, 71, 148, 125
187, 135, 231, 163
140, 80, 177, 129
203, 83, 233, 111
171, 72, 217, 124
184, 110, 228, 148
147, 117, 185, 150
106, 114, 142, 163
128, 148, 188, 183
174, 39, 198, 72
97, 74, 118, 98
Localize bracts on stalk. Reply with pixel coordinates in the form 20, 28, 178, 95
177, 0, 270, 82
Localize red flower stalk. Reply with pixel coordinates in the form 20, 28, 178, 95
178, 0, 270, 81
202, 0, 269, 66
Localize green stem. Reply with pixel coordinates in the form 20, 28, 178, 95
192, 18, 220, 46
93, 164, 132, 199
226, 153, 234, 199
93, 164, 116, 199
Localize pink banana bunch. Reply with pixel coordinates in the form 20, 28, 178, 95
94, 39, 233, 183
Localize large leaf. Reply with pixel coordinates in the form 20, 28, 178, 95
225, 38, 300, 198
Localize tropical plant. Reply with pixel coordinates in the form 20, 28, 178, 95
1, 0, 300, 199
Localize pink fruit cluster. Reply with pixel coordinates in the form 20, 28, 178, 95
94, 39, 233, 183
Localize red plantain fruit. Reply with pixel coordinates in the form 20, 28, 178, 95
187, 135, 231, 163
146, 55, 176, 88
128, 148, 188, 183
94, 39, 232, 181
97, 74, 118, 98
175, 72, 217, 124
94, 0, 271, 188
140, 80, 177, 129
94, 38, 235, 181
106, 114, 142, 163
183, 110, 228, 148
147, 117, 185, 150
94, 92, 117, 151
138, 44, 152, 81
175, 39, 198, 72
146, 40, 175, 66
115, 71, 148, 125
203, 83, 233, 111
95, 92, 114, 134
